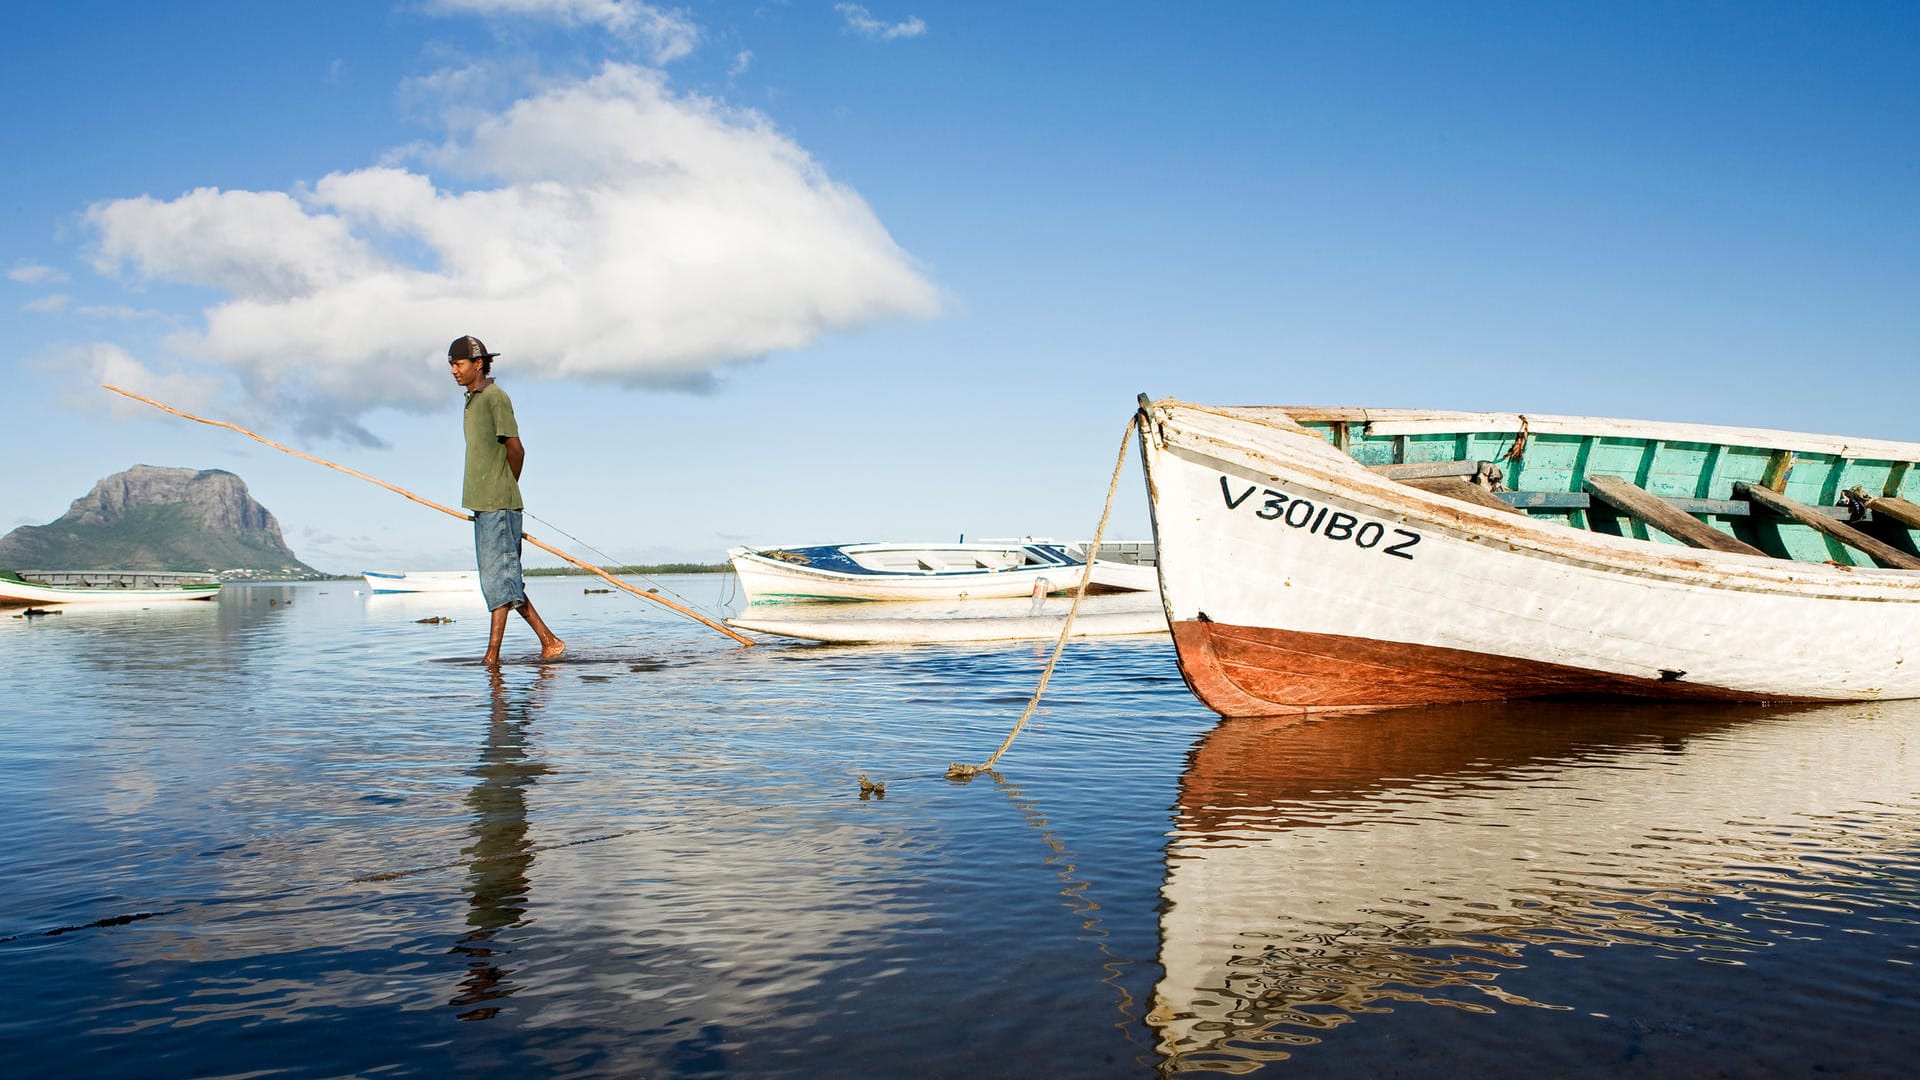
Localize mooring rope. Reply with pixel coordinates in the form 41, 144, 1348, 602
975, 767, 1148, 1044
947, 412, 1141, 780
523, 509, 730, 624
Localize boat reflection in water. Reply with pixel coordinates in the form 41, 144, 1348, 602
1149, 698, 1920, 1074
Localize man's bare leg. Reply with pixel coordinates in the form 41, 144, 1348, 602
483, 604, 511, 665
518, 599, 566, 659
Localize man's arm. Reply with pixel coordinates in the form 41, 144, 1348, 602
502, 436, 526, 481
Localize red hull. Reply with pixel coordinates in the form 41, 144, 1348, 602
1170, 619, 1813, 715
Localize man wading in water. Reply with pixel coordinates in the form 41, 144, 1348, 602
450, 335, 565, 665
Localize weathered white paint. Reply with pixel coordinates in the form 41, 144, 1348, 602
1142, 401, 1920, 704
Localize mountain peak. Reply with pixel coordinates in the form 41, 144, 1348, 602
0, 465, 320, 578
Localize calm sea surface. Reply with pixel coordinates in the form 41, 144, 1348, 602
3, 576, 1919, 1078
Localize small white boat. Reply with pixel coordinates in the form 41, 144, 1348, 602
727, 592, 1168, 643
727, 541, 1156, 604
361, 570, 481, 594
0, 569, 221, 605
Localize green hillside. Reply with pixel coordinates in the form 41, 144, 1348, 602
0, 465, 320, 578
0, 504, 313, 575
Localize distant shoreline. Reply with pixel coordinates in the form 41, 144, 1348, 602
221, 564, 734, 582
527, 564, 730, 576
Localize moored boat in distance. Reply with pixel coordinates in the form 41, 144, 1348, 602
727, 540, 1157, 604
361, 570, 481, 594
1136, 398, 1920, 713
0, 569, 221, 606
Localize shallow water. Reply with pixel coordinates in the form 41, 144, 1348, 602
3, 577, 1918, 1077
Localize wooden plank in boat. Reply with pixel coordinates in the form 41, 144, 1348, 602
1854, 494, 1920, 557
1497, 491, 1859, 518
1863, 494, 1920, 530
1676, 497, 1758, 517
1736, 482, 1920, 570
1500, 491, 1590, 510
1583, 475, 1767, 556
1399, 476, 1524, 514
1501, 492, 1756, 515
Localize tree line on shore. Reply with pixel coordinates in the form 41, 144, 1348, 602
526, 564, 729, 576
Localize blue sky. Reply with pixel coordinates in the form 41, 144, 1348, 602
4, 1, 1916, 573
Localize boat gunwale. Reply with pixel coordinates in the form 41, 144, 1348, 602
1146, 400, 1920, 600
1206, 403, 1920, 462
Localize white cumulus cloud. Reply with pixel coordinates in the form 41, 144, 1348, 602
9, 262, 70, 284
82, 63, 940, 443
835, 3, 926, 41
81, 343, 227, 419
425, 0, 699, 63
90, 188, 388, 300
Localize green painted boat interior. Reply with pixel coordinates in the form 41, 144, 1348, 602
1307, 420, 1920, 568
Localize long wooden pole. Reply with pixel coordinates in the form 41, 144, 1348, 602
102, 383, 758, 647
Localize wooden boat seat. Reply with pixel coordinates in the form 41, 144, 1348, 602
1854, 491, 1920, 530
1583, 475, 1766, 556
1398, 476, 1524, 513
1496, 491, 1861, 519
1373, 460, 1522, 514
1736, 482, 1920, 570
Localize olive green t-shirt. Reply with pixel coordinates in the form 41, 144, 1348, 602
462, 382, 523, 511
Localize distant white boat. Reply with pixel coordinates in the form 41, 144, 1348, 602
727, 541, 1157, 604
361, 570, 481, 594
0, 569, 221, 606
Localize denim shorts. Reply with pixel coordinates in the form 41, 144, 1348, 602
473, 509, 527, 612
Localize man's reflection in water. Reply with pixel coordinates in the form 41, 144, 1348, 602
450, 664, 555, 1020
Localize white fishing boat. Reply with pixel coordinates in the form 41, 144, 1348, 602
0, 569, 221, 605
1136, 398, 1920, 713
361, 570, 481, 594
727, 540, 1157, 604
